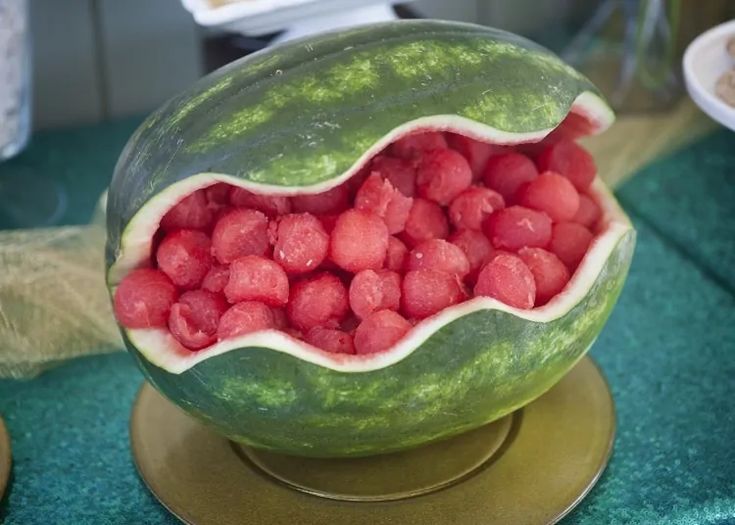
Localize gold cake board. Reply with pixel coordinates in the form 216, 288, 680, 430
130, 356, 614, 525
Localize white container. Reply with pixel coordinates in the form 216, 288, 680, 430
683, 19, 735, 131
0, 0, 31, 160
181, 0, 410, 43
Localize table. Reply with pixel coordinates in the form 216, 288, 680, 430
0, 119, 733, 524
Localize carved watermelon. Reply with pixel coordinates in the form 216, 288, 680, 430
106, 20, 634, 457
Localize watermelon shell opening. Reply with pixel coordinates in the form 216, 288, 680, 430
106, 20, 634, 457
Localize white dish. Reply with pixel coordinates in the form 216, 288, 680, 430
683, 19, 735, 131
181, 0, 408, 37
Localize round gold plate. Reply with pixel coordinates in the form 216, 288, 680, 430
0, 416, 11, 500
237, 414, 513, 502
131, 357, 615, 525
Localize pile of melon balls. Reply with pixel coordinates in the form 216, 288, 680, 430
114, 132, 601, 355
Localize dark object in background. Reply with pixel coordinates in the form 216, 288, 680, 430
203, 32, 276, 71
203, 3, 419, 72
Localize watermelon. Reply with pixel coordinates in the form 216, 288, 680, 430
106, 20, 633, 457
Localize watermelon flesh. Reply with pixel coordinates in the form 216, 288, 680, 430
113, 132, 610, 354
168, 290, 228, 350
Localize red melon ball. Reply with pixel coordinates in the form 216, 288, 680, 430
517, 247, 570, 305
483, 152, 538, 203
536, 138, 596, 191
354, 310, 412, 354
156, 229, 213, 289
160, 190, 213, 232
382, 193, 413, 236
517, 171, 580, 222
448, 186, 505, 231
230, 188, 292, 216
449, 229, 493, 282
474, 252, 536, 309
201, 264, 230, 294
168, 290, 228, 350
354, 173, 413, 234
550, 222, 594, 270
572, 193, 601, 229
272, 213, 329, 274
217, 301, 276, 340
385, 236, 409, 272
113, 268, 177, 329
415, 148, 473, 205
348, 269, 401, 320
483, 205, 552, 251
306, 327, 355, 354
224, 255, 289, 307
401, 198, 449, 248
446, 133, 502, 179
407, 239, 470, 280
287, 273, 349, 332
211, 208, 269, 264
370, 156, 417, 197
271, 307, 288, 331
291, 184, 350, 215
330, 209, 389, 272
401, 269, 466, 320
391, 131, 448, 159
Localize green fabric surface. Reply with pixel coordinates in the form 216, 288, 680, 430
0, 118, 141, 228
0, 353, 176, 525
617, 131, 735, 294
0, 125, 734, 524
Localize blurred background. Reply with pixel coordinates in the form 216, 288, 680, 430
28, 0, 575, 131
0, 0, 727, 230
25, 0, 732, 131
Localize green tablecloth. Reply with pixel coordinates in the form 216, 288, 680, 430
0, 122, 733, 525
